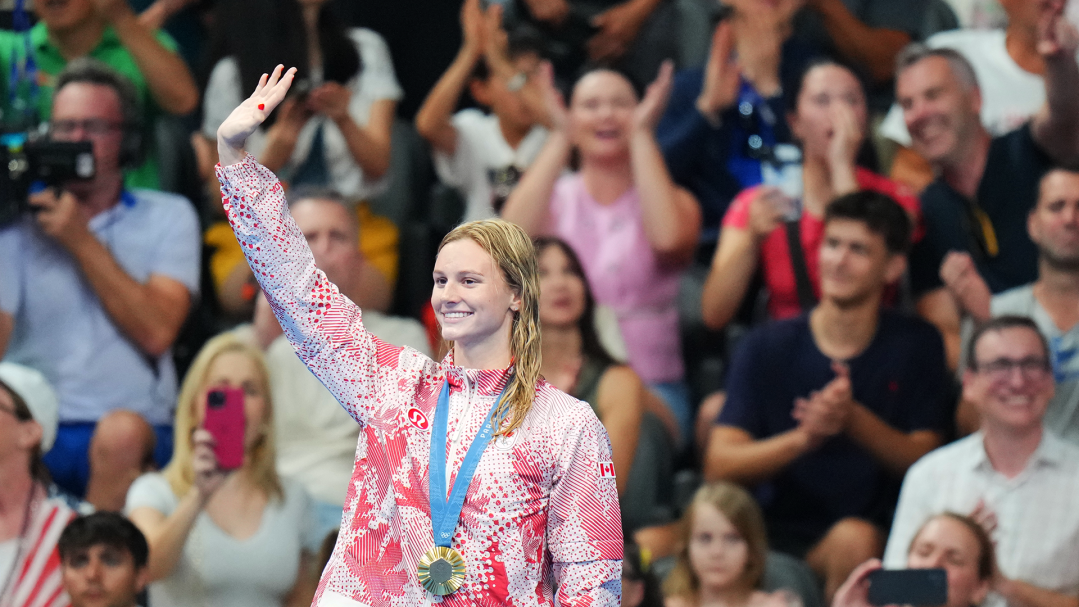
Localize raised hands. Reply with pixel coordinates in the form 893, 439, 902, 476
530, 61, 570, 132
697, 20, 742, 124
461, 0, 487, 56
633, 60, 674, 133
1038, 0, 1079, 59
217, 65, 298, 166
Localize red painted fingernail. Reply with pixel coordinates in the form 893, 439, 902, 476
258, 103, 265, 110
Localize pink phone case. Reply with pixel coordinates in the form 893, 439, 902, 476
203, 388, 245, 470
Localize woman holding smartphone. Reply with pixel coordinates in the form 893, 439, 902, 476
213, 66, 622, 607
700, 59, 921, 331
126, 333, 318, 607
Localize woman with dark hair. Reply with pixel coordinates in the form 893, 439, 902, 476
200, 0, 399, 200
701, 58, 920, 331
0, 363, 77, 607
535, 237, 677, 529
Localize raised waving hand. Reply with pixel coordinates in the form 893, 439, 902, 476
217, 65, 298, 166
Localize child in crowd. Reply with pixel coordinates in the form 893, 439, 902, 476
415, 0, 549, 222
664, 482, 797, 607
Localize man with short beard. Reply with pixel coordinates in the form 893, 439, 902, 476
895, 2, 1079, 370
955, 169, 1079, 443
704, 191, 951, 602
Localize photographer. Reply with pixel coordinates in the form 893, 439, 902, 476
0, 59, 199, 502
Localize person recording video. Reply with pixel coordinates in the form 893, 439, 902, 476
0, 59, 199, 506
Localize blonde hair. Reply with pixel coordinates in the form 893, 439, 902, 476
438, 219, 541, 437
664, 482, 769, 599
162, 333, 282, 500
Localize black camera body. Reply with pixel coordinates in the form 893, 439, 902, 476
0, 135, 95, 226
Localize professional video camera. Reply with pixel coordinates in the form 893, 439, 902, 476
0, 133, 95, 226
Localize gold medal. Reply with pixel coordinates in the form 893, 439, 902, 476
417, 546, 467, 596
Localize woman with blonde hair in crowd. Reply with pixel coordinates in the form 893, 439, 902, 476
126, 333, 318, 607
501, 60, 702, 442
211, 65, 622, 606
665, 482, 799, 607
834, 512, 994, 607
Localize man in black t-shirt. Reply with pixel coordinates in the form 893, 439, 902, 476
706, 192, 951, 603
895, 3, 1079, 370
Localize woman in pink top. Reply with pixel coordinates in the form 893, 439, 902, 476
502, 62, 702, 442
700, 59, 921, 330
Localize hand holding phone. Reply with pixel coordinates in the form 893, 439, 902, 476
203, 388, 246, 471
867, 569, 948, 606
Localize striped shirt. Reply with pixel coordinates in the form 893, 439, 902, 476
1, 490, 77, 607
216, 156, 623, 607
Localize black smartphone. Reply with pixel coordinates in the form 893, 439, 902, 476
867, 569, 948, 606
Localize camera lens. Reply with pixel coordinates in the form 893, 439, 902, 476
208, 390, 225, 408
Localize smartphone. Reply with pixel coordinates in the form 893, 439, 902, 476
867, 569, 948, 606
203, 388, 246, 471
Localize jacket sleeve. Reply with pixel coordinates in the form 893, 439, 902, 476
215, 155, 409, 427
546, 403, 624, 606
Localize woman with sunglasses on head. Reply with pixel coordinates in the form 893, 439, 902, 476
501, 60, 702, 444
213, 66, 622, 607
700, 59, 921, 332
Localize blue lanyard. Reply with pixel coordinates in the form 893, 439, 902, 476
428, 379, 507, 548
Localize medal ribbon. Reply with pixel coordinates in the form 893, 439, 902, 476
429, 379, 507, 548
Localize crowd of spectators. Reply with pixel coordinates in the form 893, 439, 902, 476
2, 0, 1079, 605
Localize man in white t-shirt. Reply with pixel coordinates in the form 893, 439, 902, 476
241, 188, 431, 539
879, 0, 1075, 190
954, 169, 1079, 443
415, 0, 548, 223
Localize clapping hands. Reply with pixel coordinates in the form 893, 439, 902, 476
793, 361, 855, 448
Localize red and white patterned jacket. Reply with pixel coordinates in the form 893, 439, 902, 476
217, 157, 623, 607
1, 490, 76, 607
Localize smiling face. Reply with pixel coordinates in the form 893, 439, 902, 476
62, 544, 147, 607
687, 503, 752, 593
432, 239, 521, 365
569, 70, 638, 162
789, 64, 867, 162
818, 218, 905, 308
199, 351, 270, 451
896, 56, 982, 167
537, 244, 587, 331
1029, 170, 1079, 271
907, 516, 991, 607
964, 327, 1054, 434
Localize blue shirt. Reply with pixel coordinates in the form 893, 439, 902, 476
656, 40, 815, 242
719, 311, 952, 550
0, 190, 200, 424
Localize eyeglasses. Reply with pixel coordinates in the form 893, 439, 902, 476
972, 356, 1051, 381
50, 119, 124, 137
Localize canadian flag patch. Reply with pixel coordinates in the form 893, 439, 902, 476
598, 461, 616, 478
406, 408, 429, 429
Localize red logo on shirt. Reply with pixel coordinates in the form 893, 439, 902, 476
598, 462, 616, 478
407, 408, 429, 429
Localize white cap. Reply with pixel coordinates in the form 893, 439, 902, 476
0, 363, 59, 452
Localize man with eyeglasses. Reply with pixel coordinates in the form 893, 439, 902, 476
885, 315, 1079, 607
0, 59, 199, 504
951, 169, 1079, 442
896, 2, 1079, 372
